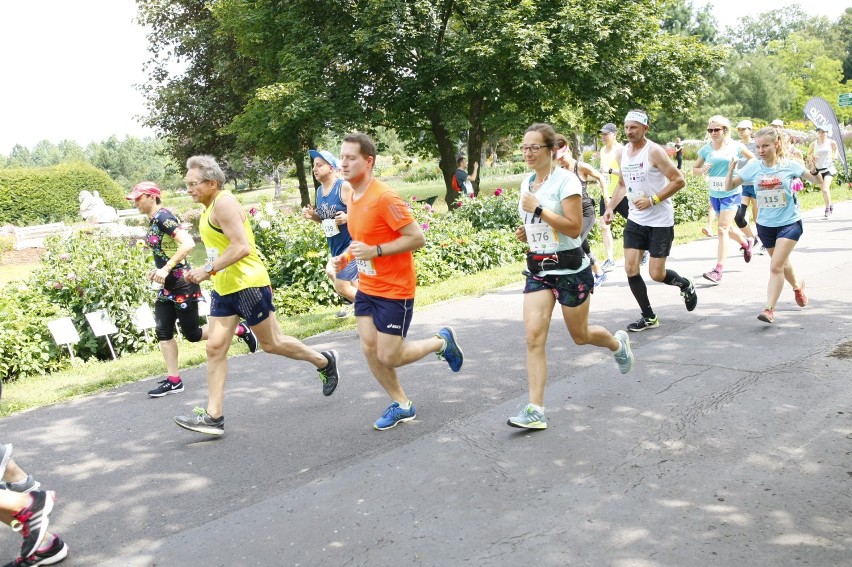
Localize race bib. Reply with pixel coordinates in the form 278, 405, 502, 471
525, 222, 559, 253
321, 218, 340, 237
757, 188, 786, 209
708, 176, 727, 192
356, 258, 377, 276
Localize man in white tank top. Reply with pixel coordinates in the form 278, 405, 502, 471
603, 110, 698, 332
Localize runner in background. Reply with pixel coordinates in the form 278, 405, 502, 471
805, 125, 839, 218
554, 134, 608, 287
596, 123, 627, 271
301, 150, 358, 317
735, 120, 763, 252
603, 110, 698, 332
129, 181, 257, 399
725, 126, 824, 323
692, 115, 756, 285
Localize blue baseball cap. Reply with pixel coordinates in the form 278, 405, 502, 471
308, 149, 339, 169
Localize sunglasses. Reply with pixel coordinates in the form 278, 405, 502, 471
706, 128, 724, 133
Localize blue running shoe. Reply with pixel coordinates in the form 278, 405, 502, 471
436, 327, 464, 372
374, 401, 416, 431
594, 272, 608, 288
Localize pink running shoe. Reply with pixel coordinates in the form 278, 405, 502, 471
703, 269, 722, 284
794, 281, 808, 307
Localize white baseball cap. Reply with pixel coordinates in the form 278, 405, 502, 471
736, 120, 753, 129
770, 119, 784, 127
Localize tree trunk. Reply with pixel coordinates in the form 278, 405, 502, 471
273, 166, 282, 199
429, 108, 461, 212
292, 149, 310, 207
467, 94, 485, 196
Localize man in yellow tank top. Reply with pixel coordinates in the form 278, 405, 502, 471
174, 155, 341, 436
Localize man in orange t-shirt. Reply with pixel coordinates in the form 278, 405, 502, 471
333, 133, 464, 431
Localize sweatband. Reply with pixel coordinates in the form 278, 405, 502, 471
625, 111, 648, 125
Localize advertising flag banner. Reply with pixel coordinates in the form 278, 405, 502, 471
803, 97, 847, 176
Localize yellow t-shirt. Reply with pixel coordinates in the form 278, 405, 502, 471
599, 142, 623, 196
199, 191, 271, 296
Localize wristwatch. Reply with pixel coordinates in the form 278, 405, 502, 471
204, 262, 217, 276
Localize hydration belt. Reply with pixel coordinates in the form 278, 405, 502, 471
526, 247, 584, 273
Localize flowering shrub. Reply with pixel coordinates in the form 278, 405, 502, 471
250, 212, 338, 316
409, 196, 526, 287
29, 230, 152, 360
0, 282, 65, 381
0, 229, 153, 380
454, 188, 521, 231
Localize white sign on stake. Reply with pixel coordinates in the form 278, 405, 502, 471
47, 317, 80, 364
85, 310, 118, 337
85, 310, 118, 360
47, 317, 80, 346
130, 304, 157, 331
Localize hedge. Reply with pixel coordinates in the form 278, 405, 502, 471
0, 162, 128, 226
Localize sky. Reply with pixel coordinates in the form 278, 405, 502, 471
0, 1, 848, 155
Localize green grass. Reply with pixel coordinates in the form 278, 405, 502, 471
2, 181, 849, 416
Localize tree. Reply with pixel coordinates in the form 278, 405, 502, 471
662, 0, 719, 44
765, 32, 846, 120
213, 0, 719, 211
837, 8, 852, 82
722, 4, 809, 53
136, 0, 256, 171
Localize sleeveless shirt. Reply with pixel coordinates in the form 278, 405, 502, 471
621, 142, 673, 227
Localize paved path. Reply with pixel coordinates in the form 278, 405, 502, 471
2, 204, 851, 567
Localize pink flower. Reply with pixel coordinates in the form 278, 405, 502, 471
494, 188, 504, 197
67, 273, 77, 281
421, 223, 429, 231
249, 207, 259, 217
423, 204, 433, 213
411, 196, 418, 201
59, 253, 70, 261
52, 281, 64, 289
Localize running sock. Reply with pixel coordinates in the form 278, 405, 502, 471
167, 375, 181, 384
399, 400, 412, 410
527, 403, 543, 413
664, 270, 688, 289
627, 274, 653, 318
715, 263, 723, 273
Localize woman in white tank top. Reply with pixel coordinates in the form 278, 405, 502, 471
805, 126, 838, 217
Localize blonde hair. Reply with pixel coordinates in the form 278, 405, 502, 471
707, 115, 732, 141
753, 126, 790, 164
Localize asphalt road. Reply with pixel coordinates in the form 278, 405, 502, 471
2, 202, 850, 567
